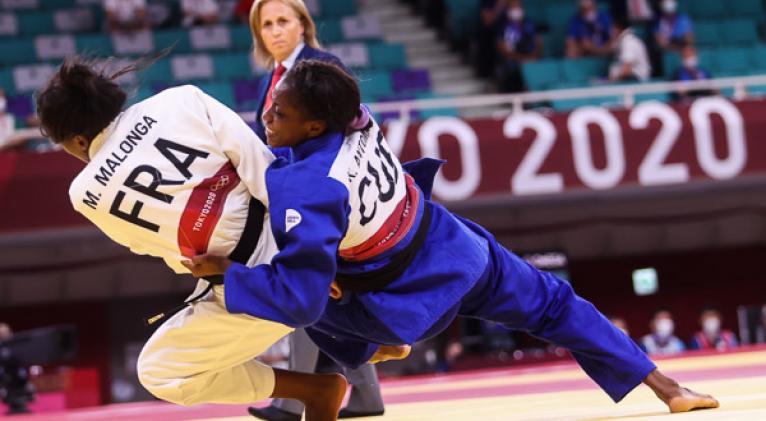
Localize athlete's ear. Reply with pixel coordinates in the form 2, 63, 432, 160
72, 135, 92, 163
306, 119, 326, 138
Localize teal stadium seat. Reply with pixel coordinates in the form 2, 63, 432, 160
357, 70, 393, 98
721, 19, 759, 46
140, 59, 172, 83
750, 45, 766, 72
0, 39, 37, 66
318, 0, 356, 18
198, 81, 236, 108
690, 0, 726, 19
715, 48, 752, 76
0, 68, 14, 95
522, 60, 562, 91
213, 52, 253, 80
315, 19, 344, 44
561, 58, 608, 84
693, 21, 721, 48
76, 33, 113, 55
368, 43, 407, 69
546, 4, 578, 29
230, 24, 254, 51
697, 49, 717, 72
155, 29, 192, 54
16, 11, 54, 36
731, 0, 764, 17
523, 0, 546, 23
444, 0, 479, 45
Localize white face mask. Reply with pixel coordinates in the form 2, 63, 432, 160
703, 318, 721, 336
509, 7, 524, 21
0, 97, 6, 114
683, 55, 698, 69
662, 0, 677, 14
655, 319, 674, 338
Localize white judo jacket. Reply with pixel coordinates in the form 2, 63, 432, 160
69, 85, 277, 274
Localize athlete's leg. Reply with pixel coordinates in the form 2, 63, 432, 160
137, 281, 346, 420
461, 241, 717, 411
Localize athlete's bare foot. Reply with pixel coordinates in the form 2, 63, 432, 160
643, 369, 719, 413
271, 369, 347, 421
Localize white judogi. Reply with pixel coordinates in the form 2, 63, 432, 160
69, 85, 292, 405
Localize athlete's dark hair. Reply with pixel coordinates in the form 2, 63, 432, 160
280, 59, 361, 134
36, 50, 169, 144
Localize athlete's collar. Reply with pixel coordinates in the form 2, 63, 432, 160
291, 130, 341, 161
88, 114, 121, 158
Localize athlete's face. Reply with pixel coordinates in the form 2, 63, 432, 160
60, 135, 91, 163
259, 0, 305, 63
262, 83, 325, 148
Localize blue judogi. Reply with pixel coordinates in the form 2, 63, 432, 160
223, 128, 656, 403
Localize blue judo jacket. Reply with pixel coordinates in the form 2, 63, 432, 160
223, 128, 490, 367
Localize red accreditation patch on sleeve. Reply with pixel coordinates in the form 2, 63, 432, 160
177, 162, 240, 257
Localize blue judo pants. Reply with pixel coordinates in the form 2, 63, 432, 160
457, 225, 657, 402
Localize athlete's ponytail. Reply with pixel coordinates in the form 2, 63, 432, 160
36, 49, 169, 144
281, 59, 361, 134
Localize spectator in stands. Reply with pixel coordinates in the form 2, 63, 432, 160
653, 0, 693, 51
103, 0, 149, 32
181, 0, 221, 27
566, 0, 614, 58
246, 2, 384, 420
690, 307, 739, 351
641, 310, 686, 355
496, 0, 541, 92
608, 16, 650, 82
476, 0, 508, 78
671, 44, 714, 102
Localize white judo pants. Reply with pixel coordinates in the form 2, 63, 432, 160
137, 280, 293, 406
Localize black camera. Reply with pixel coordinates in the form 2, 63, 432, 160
0, 325, 77, 415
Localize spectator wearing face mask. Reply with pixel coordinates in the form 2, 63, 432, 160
608, 16, 651, 82
641, 310, 686, 355
496, 0, 541, 92
671, 44, 715, 102
566, 0, 614, 58
690, 307, 738, 351
653, 0, 693, 51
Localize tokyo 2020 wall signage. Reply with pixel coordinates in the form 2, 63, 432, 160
385, 96, 766, 201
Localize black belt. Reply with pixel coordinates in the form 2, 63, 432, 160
144, 198, 266, 326
334, 203, 432, 294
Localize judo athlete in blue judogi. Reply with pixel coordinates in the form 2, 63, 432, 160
185, 60, 719, 414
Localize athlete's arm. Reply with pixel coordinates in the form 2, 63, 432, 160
192, 87, 274, 204
222, 174, 350, 327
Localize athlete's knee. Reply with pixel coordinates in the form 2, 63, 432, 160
136, 350, 189, 405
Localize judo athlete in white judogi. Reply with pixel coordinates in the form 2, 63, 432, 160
35, 56, 353, 421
